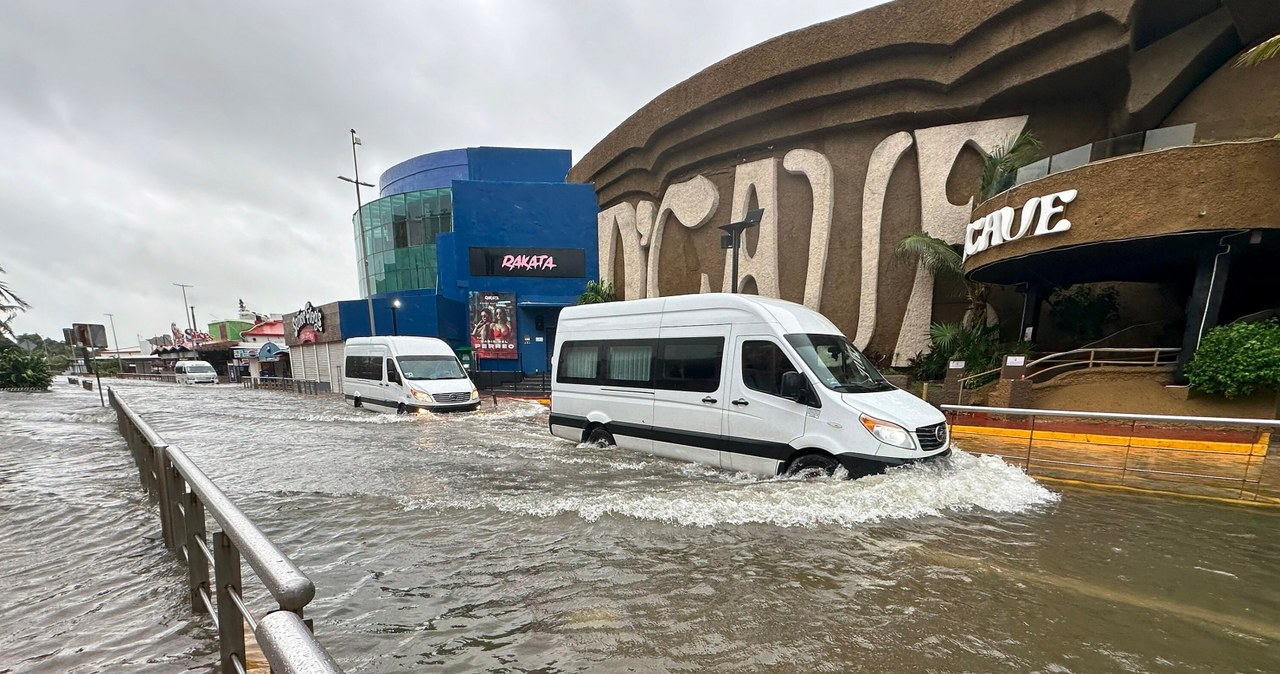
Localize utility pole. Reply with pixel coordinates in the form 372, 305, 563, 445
339, 129, 378, 336
173, 283, 194, 331
718, 208, 765, 293
104, 313, 121, 372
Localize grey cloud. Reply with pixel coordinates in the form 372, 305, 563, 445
1, 0, 879, 346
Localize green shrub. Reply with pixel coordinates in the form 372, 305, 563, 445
1184, 319, 1280, 398
907, 322, 1035, 388
0, 349, 52, 389
1048, 285, 1120, 342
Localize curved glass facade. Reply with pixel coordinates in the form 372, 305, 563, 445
354, 188, 453, 297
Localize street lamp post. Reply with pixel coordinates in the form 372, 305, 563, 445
391, 299, 401, 336
339, 129, 378, 337
718, 208, 765, 293
104, 313, 121, 372
173, 283, 194, 331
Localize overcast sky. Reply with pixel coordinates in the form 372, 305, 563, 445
1, 0, 880, 348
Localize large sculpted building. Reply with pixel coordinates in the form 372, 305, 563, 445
570, 0, 1280, 368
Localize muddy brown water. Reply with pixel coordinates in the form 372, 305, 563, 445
1, 380, 1277, 673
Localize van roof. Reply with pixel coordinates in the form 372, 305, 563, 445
560, 293, 840, 334
344, 336, 454, 354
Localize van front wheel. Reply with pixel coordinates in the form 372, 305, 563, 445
586, 426, 615, 448
397, 403, 407, 415
786, 453, 841, 479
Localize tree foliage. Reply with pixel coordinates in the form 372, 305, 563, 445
577, 280, 618, 305
1184, 319, 1280, 398
1236, 33, 1280, 67
895, 233, 990, 327
978, 130, 1042, 202
1047, 285, 1120, 343
0, 264, 31, 340
0, 349, 52, 390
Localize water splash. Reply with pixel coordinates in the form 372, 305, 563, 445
402, 449, 1057, 528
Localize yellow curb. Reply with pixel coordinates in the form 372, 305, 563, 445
953, 425, 1268, 455
1033, 476, 1280, 509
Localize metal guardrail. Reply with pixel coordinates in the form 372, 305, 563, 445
1022, 347, 1179, 383
108, 388, 343, 673
942, 404, 1280, 501
242, 377, 327, 395
109, 372, 179, 383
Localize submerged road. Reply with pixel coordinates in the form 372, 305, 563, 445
2, 380, 1278, 672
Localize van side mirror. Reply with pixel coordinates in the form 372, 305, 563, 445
780, 371, 806, 403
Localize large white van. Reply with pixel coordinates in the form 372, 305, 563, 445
343, 336, 479, 413
549, 294, 950, 478
174, 360, 218, 385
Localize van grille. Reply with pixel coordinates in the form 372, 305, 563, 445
915, 422, 949, 451
432, 391, 471, 404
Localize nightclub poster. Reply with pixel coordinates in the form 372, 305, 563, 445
469, 291, 517, 359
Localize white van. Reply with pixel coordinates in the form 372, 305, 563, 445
174, 360, 218, 385
343, 336, 479, 413
549, 294, 950, 478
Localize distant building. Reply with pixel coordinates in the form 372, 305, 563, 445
286, 147, 599, 391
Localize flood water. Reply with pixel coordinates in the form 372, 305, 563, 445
2, 380, 1278, 673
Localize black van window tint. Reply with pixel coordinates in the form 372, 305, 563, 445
605, 343, 652, 384
741, 340, 798, 397
386, 358, 401, 384
657, 338, 723, 392
558, 342, 599, 383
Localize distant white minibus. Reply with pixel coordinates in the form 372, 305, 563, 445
549, 294, 950, 478
174, 360, 218, 385
343, 337, 479, 413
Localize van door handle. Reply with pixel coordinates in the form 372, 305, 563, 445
732, 398, 749, 406
701, 396, 717, 404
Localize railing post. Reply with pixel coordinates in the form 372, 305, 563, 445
154, 446, 175, 549
1025, 414, 1036, 472
1120, 417, 1137, 486
167, 465, 188, 561
186, 492, 209, 614
213, 531, 247, 673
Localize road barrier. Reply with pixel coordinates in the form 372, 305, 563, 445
242, 377, 328, 395
944, 404, 1280, 503
108, 388, 343, 673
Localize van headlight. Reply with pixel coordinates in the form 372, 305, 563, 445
412, 389, 433, 401
469, 387, 479, 401
859, 414, 915, 449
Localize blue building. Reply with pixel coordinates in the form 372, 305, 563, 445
284, 147, 598, 387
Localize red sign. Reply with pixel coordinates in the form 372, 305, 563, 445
469, 292, 517, 359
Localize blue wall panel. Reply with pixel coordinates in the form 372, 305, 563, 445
379, 149, 469, 197
467, 147, 571, 183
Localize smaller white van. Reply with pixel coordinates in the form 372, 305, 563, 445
343, 336, 479, 414
174, 360, 218, 385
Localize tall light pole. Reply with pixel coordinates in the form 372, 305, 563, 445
104, 313, 121, 372
391, 298, 401, 336
339, 128, 378, 337
718, 208, 765, 293
173, 283, 194, 331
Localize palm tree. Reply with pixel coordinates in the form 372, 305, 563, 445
576, 280, 618, 305
978, 130, 1042, 202
0, 264, 30, 340
1237, 33, 1280, 67
896, 233, 991, 327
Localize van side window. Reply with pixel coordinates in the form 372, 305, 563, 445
386, 358, 400, 384
344, 355, 382, 381
741, 340, 799, 398
657, 338, 723, 392
558, 342, 599, 383
604, 343, 653, 385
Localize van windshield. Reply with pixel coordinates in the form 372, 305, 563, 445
186, 364, 215, 374
397, 356, 467, 381
784, 334, 894, 393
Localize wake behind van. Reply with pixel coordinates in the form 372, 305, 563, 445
344, 336, 479, 413
549, 294, 950, 478
175, 360, 218, 385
